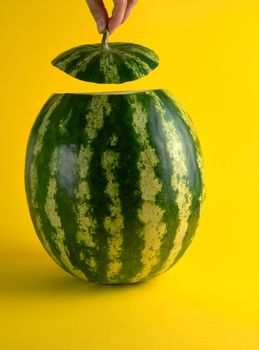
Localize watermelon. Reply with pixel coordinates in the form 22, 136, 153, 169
25, 89, 205, 284
51, 29, 159, 84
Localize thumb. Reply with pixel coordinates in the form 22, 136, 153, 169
86, 0, 108, 33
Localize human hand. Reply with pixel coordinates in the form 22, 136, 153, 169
86, 0, 138, 34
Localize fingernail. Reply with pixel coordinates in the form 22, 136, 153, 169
97, 20, 106, 33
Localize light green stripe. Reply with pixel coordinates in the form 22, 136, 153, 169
34, 214, 62, 267
44, 147, 87, 280
120, 52, 152, 77
113, 44, 158, 62
58, 107, 72, 136
69, 52, 99, 76
54, 47, 97, 73
56, 52, 81, 70
129, 95, 166, 283
150, 92, 193, 273
101, 146, 124, 280
74, 145, 96, 249
74, 95, 112, 272
164, 90, 205, 206
99, 53, 120, 83
30, 95, 63, 209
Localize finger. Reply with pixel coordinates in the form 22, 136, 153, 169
86, 0, 108, 33
122, 0, 138, 23
108, 0, 127, 34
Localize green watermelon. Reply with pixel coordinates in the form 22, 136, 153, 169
51, 30, 159, 84
25, 90, 205, 284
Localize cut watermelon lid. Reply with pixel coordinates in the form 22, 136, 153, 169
51, 29, 159, 84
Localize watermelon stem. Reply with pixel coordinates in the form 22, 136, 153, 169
102, 28, 109, 50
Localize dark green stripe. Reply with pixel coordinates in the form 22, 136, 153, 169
85, 95, 113, 282
77, 53, 105, 83
104, 94, 144, 283
26, 94, 71, 272
25, 94, 58, 198
53, 95, 97, 280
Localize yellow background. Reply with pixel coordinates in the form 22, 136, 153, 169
1, 0, 259, 348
